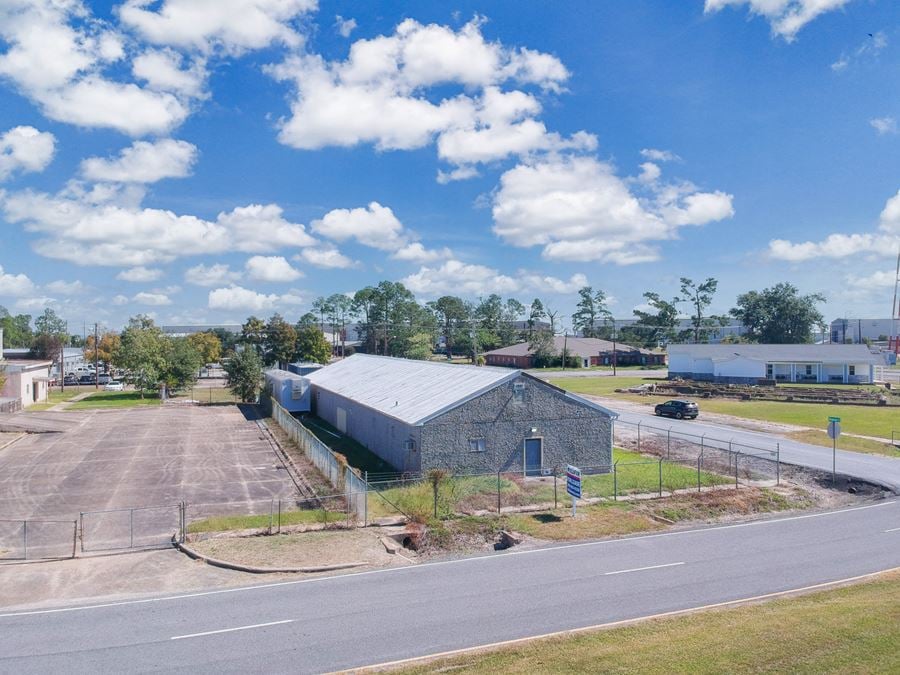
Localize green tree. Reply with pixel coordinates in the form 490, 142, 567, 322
677, 277, 725, 343
34, 308, 66, 336
240, 316, 266, 356
429, 295, 469, 358
294, 322, 332, 364
263, 313, 297, 368
224, 348, 264, 402
632, 292, 679, 348
161, 338, 203, 393
730, 283, 826, 343
351, 286, 379, 353
327, 293, 355, 357
499, 298, 525, 346
572, 286, 612, 338
84, 331, 121, 370
0, 307, 33, 348
187, 332, 222, 367
116, 315, 169, 398
528, 328, 556, 368
404, 332, 434, 360
527, 298, 546, 337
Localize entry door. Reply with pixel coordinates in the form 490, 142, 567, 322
336, 407, 347, 434
524, 438, 542, 476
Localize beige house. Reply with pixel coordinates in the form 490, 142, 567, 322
0, 328, 52, 409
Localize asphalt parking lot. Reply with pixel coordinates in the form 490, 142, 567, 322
0, 405, 299, 521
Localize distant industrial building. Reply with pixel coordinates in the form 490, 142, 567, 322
0, 329, 51, 410
264, 369, 312, 413
483, 337, 665, 369
303, 354, 616, 475
668, 344, 882, 384
161, 324, 242, 338
829, 318, 896, 344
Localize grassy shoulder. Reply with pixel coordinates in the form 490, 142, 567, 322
400, 570, 900, 675
787, 429, 900, 458
557, 376, 900, 438
187, 508, 346, 534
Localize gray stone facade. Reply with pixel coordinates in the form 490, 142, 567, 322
311, 373, 613, 475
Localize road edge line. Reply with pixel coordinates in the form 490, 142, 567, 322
342, 566, 900, 673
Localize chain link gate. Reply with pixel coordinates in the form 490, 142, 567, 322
79, 504, 184, 553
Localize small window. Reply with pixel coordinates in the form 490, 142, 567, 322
805, 365, 813, 375
849, 365, 856, 376
512, 381, 526, 403
403, 439, 416, 452
468, 438, 486, 453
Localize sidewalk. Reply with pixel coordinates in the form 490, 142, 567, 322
48, 392, 93, 412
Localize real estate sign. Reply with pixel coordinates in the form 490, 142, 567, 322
566, 464, 582, 499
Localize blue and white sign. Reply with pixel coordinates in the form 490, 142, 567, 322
566, 464, 582, 499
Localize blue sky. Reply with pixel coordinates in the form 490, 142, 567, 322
0, 0, 898, 332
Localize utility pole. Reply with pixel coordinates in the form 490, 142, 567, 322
471, 319, 479, 366
93, 323, 99, 390
612, 319, 618, 377
562, 330, 568, 371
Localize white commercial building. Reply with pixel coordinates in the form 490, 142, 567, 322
668, 344, 881, 384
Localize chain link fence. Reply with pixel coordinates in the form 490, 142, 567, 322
0, 518, 78, 560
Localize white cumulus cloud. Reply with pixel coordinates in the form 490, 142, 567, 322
245, 255, 303, 281
295, 247, 356, 269
704, 0, 854, 41
0, 265, 35, 296
117, 266, 164, 282
870, 117, 897, 136
133, 291, 172, 306
184, 263, 242, 286
80, 139, 198, 183
491, 155, 733, 264
401, 259, 588, 297
768, 188, 900, 261
208, 285, 304, 312
0, 126, 56, 181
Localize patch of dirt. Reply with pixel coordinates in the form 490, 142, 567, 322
637, 486, 813, 524
189, 528, 408, 570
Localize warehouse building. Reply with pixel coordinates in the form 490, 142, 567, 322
668, 344, 882, 384
304, 354, 616, 475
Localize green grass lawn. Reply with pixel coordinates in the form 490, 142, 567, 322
402, 571, 900, 674
68, 391, 162, 410
367, 448, 729, 521
557, 377, 900, 439
786, 429, 900, 458
187, 508, 346, 533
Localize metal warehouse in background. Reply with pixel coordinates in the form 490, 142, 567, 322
303, 354, 616, 475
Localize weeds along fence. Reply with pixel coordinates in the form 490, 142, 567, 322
261, 394, 366, 521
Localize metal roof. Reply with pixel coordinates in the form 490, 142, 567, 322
305, 354, 616, 425
305, 354, 522, 426
667, 343, 882, 365
485, 337, 653, 359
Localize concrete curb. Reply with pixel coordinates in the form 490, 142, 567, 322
174, 538, 368, 574
0, 432, 25, 452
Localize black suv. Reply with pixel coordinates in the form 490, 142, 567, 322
654, 399, 699, 420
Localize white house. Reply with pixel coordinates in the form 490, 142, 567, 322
1, 329, 52, 408
668, 344, 881, 384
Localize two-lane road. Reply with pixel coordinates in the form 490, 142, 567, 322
611, 407, 900, 493
2, 500, 899, 673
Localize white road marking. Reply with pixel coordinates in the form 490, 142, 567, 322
885, 527, 900, 533
604, 561, 684, 575
349, 566, 900, 673
171, 619, 293, 640
1, 500, 895, 619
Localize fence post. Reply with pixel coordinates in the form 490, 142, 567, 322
658, 458, 663, 497
776, 443, 781, 486
613, 461, 618, 501
181, 501, 186, 543
667, 428, 671, 459
79, 512, 85, 553
497, 470, 501, 515
364, 471, 369, 527
72, 520, 78, 559
554, 469, 558, 509
269, 499, 274, 535
735, 453, 739, 489
346, 477, 352, 527
697, 451, 702, 492
130, 508, 134, 549
278, 500, 282, 534
23, 520, 26, 560
637, 421, 641, 452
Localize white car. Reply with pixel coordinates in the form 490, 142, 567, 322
104, 381, 124, 391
